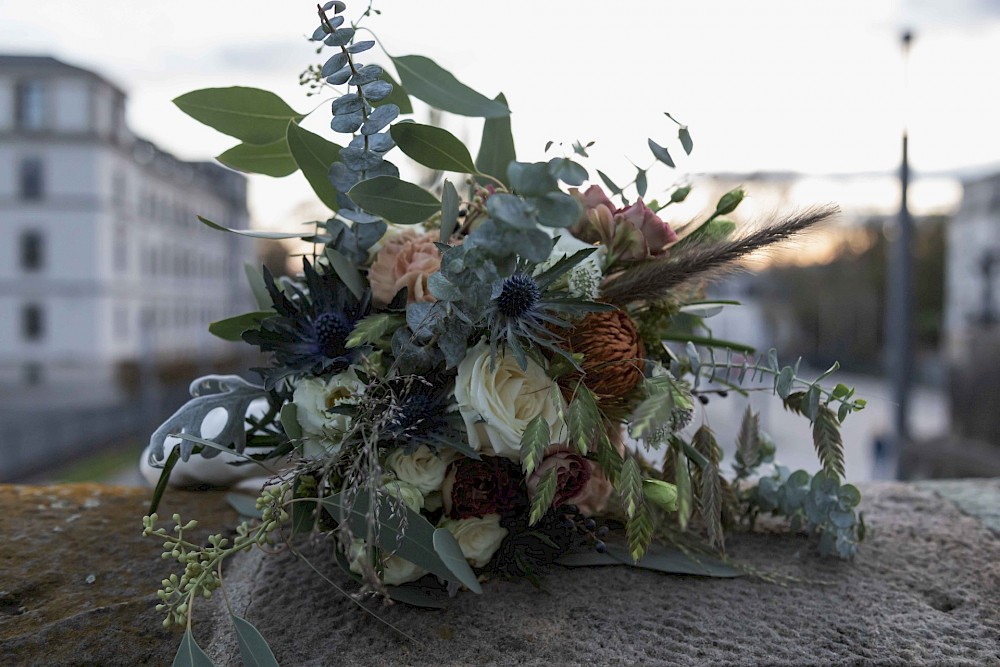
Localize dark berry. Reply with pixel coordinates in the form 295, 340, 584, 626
698, 394, 710, 405
596, 526, 609, 538
594, 540, 607, 553
583, 518, 596, 531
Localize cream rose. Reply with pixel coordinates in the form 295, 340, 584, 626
438, 514, 508, 568
386, 445, 455, 496
292, 370, 363, 458
380, 476, 425, 512
348, 539, 427, 586
454, 341, 565, 459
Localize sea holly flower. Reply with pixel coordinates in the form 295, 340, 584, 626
569, 184, 678, 266
243, 260, 371, 390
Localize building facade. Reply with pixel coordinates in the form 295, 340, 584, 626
0, 55, 252, 394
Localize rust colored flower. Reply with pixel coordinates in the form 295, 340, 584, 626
368, 230, 442, 306
441, 456, 526, 519
565, 309, 645, 397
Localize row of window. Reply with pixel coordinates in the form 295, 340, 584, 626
16, 302, 226, 343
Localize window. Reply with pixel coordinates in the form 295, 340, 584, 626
15, 80, 46, 131
22, 304, 44, 341
19, 158, 44, 200
20, 231, 44, 271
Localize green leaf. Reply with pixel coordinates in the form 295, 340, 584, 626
596, 169, 624, 197
597, 431, 623, 485
324, 247, 366, 301
174, 87, 303, 144
566, 386, 600, 454
648, 138, 675, 168
208, 311, 272, 342
231, 615, 279, 667
346, 313, 404, 349
619, 457, 644, 519
225, 492, 263, 519
376, 70, 413, 114
692, 425, 724, 550
172, 629, 214, 667
389, 55, 510, 118
813, 405, 846, 479
279, 403, 302, 440
244, 264, 271, 310
679, 127, 694, 155
775, 366, 795, 399
736, 406, 760, 469
286, 123, 342, 211
385, 583, 448, 609
519, 414, 550, 476
216, 137, 298, 177
147, 446, 180, 516
390, 122, 477, 173
198, 216, 311, 240
529, 468, 557, 526
674, 445, 692, 530
625, 501, 653, 561
629, 390, 674, 441
557, 543, 741, 577
439, 180, 460, 242
321, 490, 481, 593
658, 332, 755, 354
643, 479, 678, 512
348, 176, 440, 225
476, 92, 515, 186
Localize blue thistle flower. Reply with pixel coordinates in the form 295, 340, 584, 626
244, 259, 371, 390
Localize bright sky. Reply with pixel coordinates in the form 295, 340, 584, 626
2, 0, 999, 227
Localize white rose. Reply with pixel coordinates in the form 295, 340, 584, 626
535, 232, 605, 299
454, 341, 565, 459
380, 476, 424, 512
439, 514, 508, 568
292, 370, 363, 457
348, 539, 427, 586
387, 445, 455, 495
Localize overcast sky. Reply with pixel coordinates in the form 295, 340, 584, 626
2, 0, 999, 226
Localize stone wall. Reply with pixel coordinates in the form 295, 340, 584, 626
3, 480, 999, 666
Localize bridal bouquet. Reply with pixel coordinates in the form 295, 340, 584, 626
141, 2, 866, 662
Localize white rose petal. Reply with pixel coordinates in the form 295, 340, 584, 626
454, 341, 564, 459
292, 370, 363, 458
439, 514, 508, 568
387, 445, 455, 496
348, 539, 427, 586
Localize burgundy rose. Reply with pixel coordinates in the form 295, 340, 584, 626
526, 445, 614, 517
441, 456, 526, 519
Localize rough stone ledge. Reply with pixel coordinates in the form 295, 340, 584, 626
2, 479, 999, 667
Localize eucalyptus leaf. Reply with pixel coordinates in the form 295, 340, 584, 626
321, 490, 482, 593
679, 126, 694, 155
280, 402, 302, 440
216, 138, 298, 177
648, 138, 675, 168
375, 71, 413, 113
389, 55, 509, 118
171, 629, 214, 667
244, 264, 271, 310
362, 104, 400, 135
476, 92, 515, 186
390, 122, 477, 173
226, 492, 263, 520
231, 615, 279, 667
285, 123, 342, 210
440, 180, 460, 242
557, 543, 740, 577
174, 87, 303, 144
208, 311, 273, 342
348, 176, 440, 225
198, 216, 310, 240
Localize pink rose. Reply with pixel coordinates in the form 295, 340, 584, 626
569, 185, 678, 264
368, 230, 442, 306
526, 445, 614, 517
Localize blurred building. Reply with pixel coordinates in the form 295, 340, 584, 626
0, 55, 252, 397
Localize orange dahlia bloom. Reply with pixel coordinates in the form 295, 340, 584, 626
368, 230, 442, 306
565, 309, 645, 398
